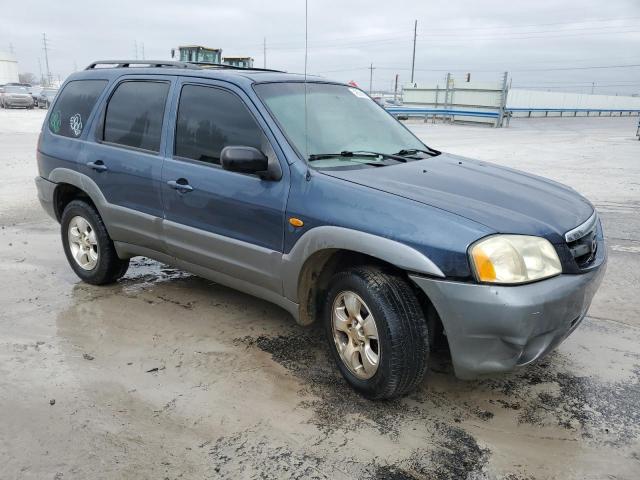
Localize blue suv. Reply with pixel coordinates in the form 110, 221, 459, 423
35, 60, 606, 399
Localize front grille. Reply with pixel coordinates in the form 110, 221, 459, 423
565, 212, 598, 268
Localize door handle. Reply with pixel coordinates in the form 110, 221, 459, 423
86, 160, 108, 172
167, 179, 194, 193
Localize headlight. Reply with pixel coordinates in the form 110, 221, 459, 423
470, 235, 561, 284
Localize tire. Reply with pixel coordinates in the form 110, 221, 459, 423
323, 266, 430, 399
61, 200, 129, 285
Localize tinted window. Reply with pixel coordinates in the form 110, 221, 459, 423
103, 81, 169, 152
48, 80, 107, 138
175, 85, 263, 164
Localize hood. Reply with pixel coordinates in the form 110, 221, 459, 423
321, 153, 594, 243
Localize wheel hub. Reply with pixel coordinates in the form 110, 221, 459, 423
331, 291, 380, 379
68, 215, 99, 271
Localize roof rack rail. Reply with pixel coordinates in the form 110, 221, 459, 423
186, 61, 285, 73
85, 60, 201, 70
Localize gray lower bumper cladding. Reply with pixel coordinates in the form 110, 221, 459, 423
410, 259, 606, 379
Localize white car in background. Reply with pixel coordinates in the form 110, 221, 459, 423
0, 85, 35, 109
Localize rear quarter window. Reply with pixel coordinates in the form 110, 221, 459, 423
48, 80, 108, 138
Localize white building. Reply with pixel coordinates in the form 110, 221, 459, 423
0, 51, 19, 84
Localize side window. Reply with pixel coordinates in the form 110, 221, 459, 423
175, 85, 263, 165
48, 80, 108, 138
103, 81, 169, 152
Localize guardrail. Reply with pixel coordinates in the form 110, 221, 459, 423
386, 106, 640, 128
386, 107, 499, 121
505, 108, 640, 126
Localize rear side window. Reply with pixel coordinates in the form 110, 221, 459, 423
48, 80, 107, 138
103, 81, 169, 152
175, 85, 263, 164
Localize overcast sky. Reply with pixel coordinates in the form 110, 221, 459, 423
2, 0, 639, 94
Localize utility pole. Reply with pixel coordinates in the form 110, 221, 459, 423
38, 58, 44, 85
134, 40, 138, 60
369, 63, 375, 94
42, 33, 51, 86
263, 37, 267, 68
410, 20, 417, 84
141, 43, 145, 60
394, 73, 399, 102
591, 82, 595, 94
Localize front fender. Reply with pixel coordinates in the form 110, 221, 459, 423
281, 225, 445, 302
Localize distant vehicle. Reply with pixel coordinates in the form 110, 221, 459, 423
29, 86, 43, 107
36, 60, 606, 399
0, 84, 34, 109
37, 88, 58, 109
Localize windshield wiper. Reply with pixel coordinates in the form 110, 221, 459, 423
394, 147, 440, 157
308, 150, 407, 162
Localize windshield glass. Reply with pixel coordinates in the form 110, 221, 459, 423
254, 82, 427, 167
5, 86, 28, 94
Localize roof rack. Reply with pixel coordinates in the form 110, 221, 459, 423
85, 60, 285, 73
85, 60, 200, 70
178, 61, 285, 73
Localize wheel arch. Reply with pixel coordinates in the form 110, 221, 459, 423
49, 168, 111, 228
282, 226, 445, 326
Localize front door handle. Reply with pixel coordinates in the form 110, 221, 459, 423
167, 179, 194, 193
86, 160, 108, 172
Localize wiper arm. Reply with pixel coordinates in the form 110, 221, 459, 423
308, 150, 407, 162
394, 147, 440, 157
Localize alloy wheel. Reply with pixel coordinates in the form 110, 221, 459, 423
67, 215, 99, 270
331, 291, 380, 379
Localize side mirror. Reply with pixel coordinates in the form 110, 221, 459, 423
220, 146, 280, 180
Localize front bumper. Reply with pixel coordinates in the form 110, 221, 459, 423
4, 97, 34, 107
410, 250, 607, 379
35, 176, 57, 221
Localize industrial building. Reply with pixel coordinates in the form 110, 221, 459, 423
0, 51, 19, 84
171, 45, 253, 68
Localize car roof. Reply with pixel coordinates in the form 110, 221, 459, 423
66, 60, 340, 88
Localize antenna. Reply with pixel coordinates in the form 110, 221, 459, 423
304, 0, 309, 160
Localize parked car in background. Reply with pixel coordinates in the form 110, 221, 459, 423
38, 88, 58, 109
29, 86, 43, 107
0, 84, 34, 109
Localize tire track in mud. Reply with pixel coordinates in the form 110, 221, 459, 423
235, 325, 640, 478
235, 330, 491, 479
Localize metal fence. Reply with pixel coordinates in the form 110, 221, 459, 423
397, 74, 640, 127
400, 73, 509, 127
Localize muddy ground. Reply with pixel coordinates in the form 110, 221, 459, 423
0, 110, 639, 479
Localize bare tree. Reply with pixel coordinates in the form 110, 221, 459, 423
18, 72, 36, 85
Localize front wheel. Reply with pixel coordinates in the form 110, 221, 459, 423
323, 266, 430, 399
61, 200, 129, 285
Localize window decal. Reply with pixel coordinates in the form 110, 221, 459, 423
69, 113, 83, 137
50, 110, 61, 133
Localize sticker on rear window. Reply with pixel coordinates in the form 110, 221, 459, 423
349, 87, 368, 98
69, 113, 83, 137
50, 110, 61, 133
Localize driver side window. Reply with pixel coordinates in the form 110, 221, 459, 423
174, 85, 264, 165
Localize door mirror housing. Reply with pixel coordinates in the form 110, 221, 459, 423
220, 146, 280, 180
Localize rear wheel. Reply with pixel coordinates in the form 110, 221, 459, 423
323, 266, 430, 399
61, 200, 129, 285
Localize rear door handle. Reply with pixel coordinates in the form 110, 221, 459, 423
86, 160, 108, 172
167, 179, 194, 193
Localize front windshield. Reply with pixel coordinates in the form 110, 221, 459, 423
254, 82, 427, 167
5, 86, 28, 94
